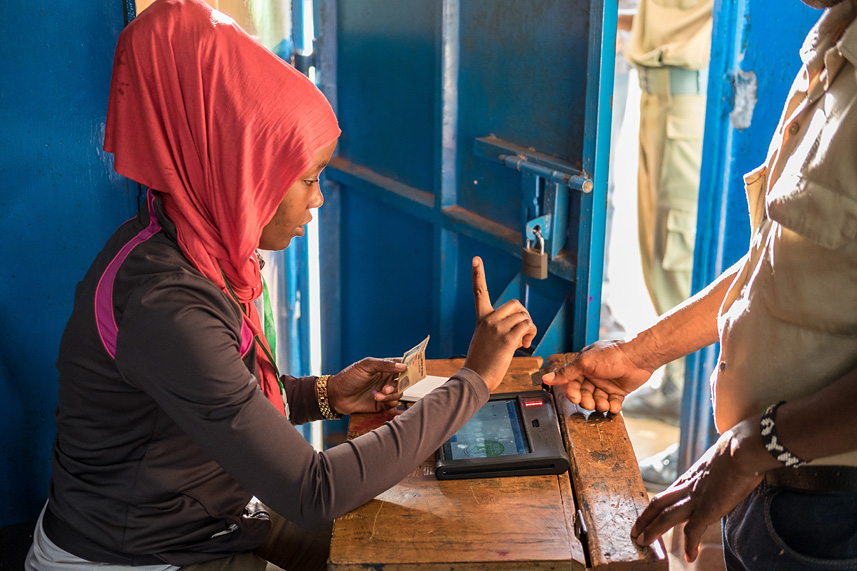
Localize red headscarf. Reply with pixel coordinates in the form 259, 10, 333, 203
104, 0, 340, 414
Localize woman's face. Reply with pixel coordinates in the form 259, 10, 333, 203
259, 139, 338, 250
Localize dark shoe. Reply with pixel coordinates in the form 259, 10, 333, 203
639, 443, 679, 492
621, 384, 681, 426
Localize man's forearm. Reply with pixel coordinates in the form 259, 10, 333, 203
626, 256, 745, 372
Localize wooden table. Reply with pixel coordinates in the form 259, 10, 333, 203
328, 356, 668, 570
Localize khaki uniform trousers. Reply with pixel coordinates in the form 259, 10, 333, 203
636, 69, 707, 391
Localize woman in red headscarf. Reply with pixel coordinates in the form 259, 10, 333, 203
27, 1, 536, 569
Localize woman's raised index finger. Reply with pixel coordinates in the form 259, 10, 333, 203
471, 256, 494, 319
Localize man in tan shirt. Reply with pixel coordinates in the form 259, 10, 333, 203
548, 0, 857, 567
619, 0, 714, 426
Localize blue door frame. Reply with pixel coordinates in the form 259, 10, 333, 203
680, 0, 819, 470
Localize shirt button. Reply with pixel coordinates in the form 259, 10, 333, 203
788, 123, 800, 135
719, 361, 727, 372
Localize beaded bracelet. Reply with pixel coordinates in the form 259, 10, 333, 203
760, 401, 806, 468
315, 375, 343, 420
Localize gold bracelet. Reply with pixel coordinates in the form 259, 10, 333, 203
315, 375, 343, 420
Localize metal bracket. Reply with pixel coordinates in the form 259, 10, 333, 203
476, 136, 590, 260
525, 215, 550, 242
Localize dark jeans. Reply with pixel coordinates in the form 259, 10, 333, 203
723, 481, 857, 570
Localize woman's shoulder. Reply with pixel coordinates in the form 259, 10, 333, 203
115, 235, 242, 327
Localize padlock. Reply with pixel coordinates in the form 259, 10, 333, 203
522, 231, 548, 279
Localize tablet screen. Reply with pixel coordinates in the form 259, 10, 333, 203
446, 399, 530, 459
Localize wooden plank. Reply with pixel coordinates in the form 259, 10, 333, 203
330, 461, 584, 570
424, 356, 543, 380
330, 357, 585, 571
546, 353, 668, 571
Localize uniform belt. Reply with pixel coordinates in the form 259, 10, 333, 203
765, 465, 857, 494
637, 66, 708, 96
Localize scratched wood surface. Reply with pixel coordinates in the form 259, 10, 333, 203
330, 356, 665, 570
546, 353, 668, 571
332, 357, 585, 570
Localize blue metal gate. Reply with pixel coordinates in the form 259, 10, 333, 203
307, 0, 614, 374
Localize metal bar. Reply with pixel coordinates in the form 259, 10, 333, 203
294, 235, 312, 377
544, 181, 569, 259
577, 0, 614, 350
500, 154, 593, 193
474, 136, 593, 193
433, 228, 458, 358
573, 191, 594, 351
317, 0, 338, 114
432, 0, 460, 359
440, 0, 459, 211
475, 136, 582, 176
316, 0, 342, 373
319, 178, 343, 373
521, 172, 540, 247
326, 157, 434, 212
283, 245, 302, 375
442, 206, 520, 252
292, 0, 305, 55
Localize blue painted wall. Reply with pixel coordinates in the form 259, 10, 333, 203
0, 2, 135, 526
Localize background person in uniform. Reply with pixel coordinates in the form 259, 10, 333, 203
546, 0, 857, 567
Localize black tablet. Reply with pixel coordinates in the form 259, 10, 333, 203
435, 390, 569, 480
